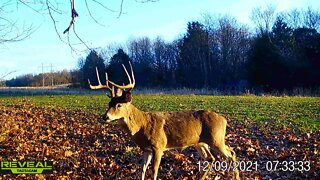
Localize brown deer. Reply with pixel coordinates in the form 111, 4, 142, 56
88, 62, 240, 180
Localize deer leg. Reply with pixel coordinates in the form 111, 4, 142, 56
152, 149, 163, 180
211, 145, 240, 180
196, 142, 214, 161
195, 143, 215, 180
224, 146, 239, 180
141, 150, 153, 180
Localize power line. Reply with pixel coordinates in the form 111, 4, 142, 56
0, 70, 17, 80
38, 63, 56, 87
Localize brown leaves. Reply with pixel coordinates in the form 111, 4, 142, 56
64, 150, 74, 157
226, 122, 320, 179
0, 104, 319, 179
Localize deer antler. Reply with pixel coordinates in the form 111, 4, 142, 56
88, 67, 115, 97
107, 61, 135, 91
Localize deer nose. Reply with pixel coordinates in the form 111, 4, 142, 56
105, 113, 114, 123
104, 113, 115, 123
98, 113, 107, 124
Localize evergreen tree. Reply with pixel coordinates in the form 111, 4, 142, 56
292, 27, 320, 88
248, 33, 285, 91
106, 49, 132, 85
80, 50, 105, 88
177, 21, 210, 88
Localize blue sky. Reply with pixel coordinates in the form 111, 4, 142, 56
0, 0, 319, 80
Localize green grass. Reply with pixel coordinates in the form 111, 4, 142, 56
0, 94, 319, 132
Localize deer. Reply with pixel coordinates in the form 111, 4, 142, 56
88, 62, 240, 180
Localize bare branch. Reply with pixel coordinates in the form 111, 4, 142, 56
0, 0, 36, 43
63, 0, 78, 34
91, 0, 117, 13
72, 24, 91, 50
17, 0, 44, 14
0, 0, 160, 50
46, 0, 79, 53
117, 0, 124, 18
0, 21, 35, 43
135, 0, 160, 3
46, 0, 63, 42
84, 0, 105, 27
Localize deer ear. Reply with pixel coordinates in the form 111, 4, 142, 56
124, 92, 132, 102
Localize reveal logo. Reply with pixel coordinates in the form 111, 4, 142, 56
0, 161, 53, 174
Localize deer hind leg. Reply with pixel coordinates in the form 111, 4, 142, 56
141, 150, 153, 180
196, 142, 214, 161
225, 146, 240, 180
195, 143, 215, 180
210, 144, 240, 180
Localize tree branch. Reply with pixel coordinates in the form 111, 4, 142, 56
84, 0, 105, 26
63, 0, 78, 34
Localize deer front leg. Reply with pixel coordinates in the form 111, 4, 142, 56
141, 150, 153, 180
152, 149, 163, 180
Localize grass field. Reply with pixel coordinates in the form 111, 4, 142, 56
0, 94, 319, 179
1, 94, 319, 132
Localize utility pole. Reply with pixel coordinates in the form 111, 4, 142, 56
38, 63, 55, 87
50, 64, 53, 86
42, 63, 44, 87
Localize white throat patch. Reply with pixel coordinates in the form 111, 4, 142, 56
123, 117, 129, 125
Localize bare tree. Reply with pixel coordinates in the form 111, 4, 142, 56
284, 9, 303, 29
279, 7, 320, 31
201, 14, 251, 87
303, 7, 320, 30
250, 5, 276, 34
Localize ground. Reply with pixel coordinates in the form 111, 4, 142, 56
0, 95, 319, 179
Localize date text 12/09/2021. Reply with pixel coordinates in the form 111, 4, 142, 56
197, 160, 311, 172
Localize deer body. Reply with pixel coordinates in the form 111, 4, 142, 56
110, 103, 239, 180
119, 106, 226, 150
88, 62, 240, 180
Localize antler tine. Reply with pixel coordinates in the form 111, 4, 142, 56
88, 67, 115, 97
96, 67, 102, 86
108, 62, 135, 90
105, 72, 115, 97
88, 67, 105, 89
129, 61, 135, 86
122, 64, 132, 84
105, 72, 110, 88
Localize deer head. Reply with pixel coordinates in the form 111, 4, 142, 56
88, 62, 135, 123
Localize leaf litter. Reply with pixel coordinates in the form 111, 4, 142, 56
0, 104, 319, 179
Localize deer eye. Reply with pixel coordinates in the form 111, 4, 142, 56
116, 104, 122, 108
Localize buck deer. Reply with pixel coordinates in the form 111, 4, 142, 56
88, 62, 240, 180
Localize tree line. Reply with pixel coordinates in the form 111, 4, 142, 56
5, 7, 320, 93
4, 70, 80, 87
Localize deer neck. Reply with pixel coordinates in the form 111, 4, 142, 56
125, 104, 149, 136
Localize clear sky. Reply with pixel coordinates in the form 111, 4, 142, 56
0, 0, 319, 80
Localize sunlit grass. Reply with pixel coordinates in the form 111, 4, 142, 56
0, 94, 319, 132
